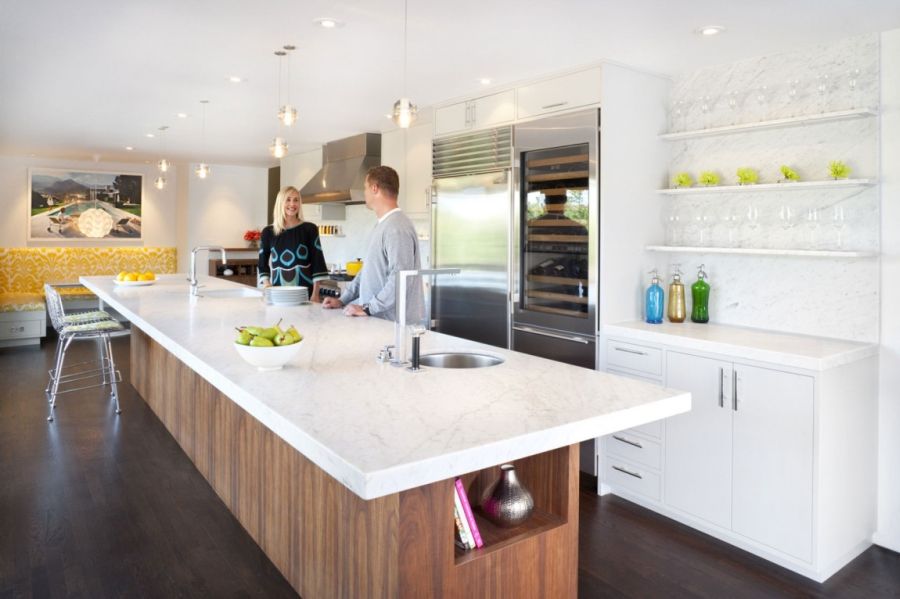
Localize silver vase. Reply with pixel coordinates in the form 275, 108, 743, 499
480, 464, 534, 527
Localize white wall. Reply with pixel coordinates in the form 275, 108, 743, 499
875, 27, 900, 553
185, 163, 268, 269
0, 154, 178, 248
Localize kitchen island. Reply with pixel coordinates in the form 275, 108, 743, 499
81, 275, 690, 599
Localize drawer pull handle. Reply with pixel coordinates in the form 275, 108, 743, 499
541, 101, 569, 109
718, 367, 724, 408
612, 435, 643, 449
733, 370, 739, 411
614, 346, 646, 356
612, 465, 643, 479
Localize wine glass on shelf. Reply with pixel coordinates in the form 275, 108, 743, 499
816, 74, 830, 113
727, 90, 740, 125
664, 206, 682, 246
805, 207, 820, 249
779, 204, 797, 248
831, 205, 846, 249
722, 205, 743, 247
848, 68, 861, 109
700, 95, 713, 129
745, 202, 760, 247
699, 210, 715, 247
756, 85, 769, 121
787, 79, 800, 117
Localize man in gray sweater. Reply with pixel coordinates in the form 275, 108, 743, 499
322, 166, 423, 322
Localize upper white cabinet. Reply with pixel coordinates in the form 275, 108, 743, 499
434, 90, 515, 137
516, 67, 602, 119
381, 122, 433, 215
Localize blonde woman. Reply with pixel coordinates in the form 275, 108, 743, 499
257, 187, 329, 293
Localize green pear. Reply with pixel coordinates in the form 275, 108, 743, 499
273, 332, 294, 346
244, 326, 265, 337
259, 326, 279, 340
286, 325, 302, 343
249, 336, 274, 347
235, 330, 253, 345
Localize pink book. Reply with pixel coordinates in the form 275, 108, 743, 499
455, 478, 484, 548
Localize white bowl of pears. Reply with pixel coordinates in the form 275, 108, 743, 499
233, 319, 304, 371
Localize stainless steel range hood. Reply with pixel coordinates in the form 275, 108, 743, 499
300, 133, 381, 204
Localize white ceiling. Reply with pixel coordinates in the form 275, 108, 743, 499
1, 0, 898, 167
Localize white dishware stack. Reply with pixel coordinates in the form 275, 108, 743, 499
264, 286, 309, 306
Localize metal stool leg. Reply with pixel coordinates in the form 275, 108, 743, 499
48, 334, 74, 422
104, 334, 121, 415
45, 334, 64, 399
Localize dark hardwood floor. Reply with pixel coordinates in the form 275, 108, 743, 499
1, 336, 898, 598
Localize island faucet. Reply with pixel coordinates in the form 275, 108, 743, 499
393, 268, 460, 368
189, 246, 227, 296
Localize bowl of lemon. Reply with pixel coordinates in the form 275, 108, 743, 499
233, 320, 304, 371
115, 271, 156, 286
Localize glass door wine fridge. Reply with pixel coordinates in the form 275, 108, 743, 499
512, 109, 598, 369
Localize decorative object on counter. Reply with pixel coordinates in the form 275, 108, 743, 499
779, 165, 800, 182
480, 464, 534, 528
233, 319, 304, 371
673, 172, 693, 188
690, 264, 710, 324
243, 229, 261, 248
345, 258, 363, 276
667, 265, 686, 323
698, 171, 720, 186
828, 160, 851, 179
736, 167, 759, 185
645, 269, 665, 324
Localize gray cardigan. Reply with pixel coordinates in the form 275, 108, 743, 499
340, 210, 423, 322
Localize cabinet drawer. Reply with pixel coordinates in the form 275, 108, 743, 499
607, 340, 662, 376
0, 317, 44, 340
603, 457, 660, 501
516, 67, 602, 119
606, 431, 662, 470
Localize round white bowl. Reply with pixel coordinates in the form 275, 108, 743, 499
233, 340, 303, 371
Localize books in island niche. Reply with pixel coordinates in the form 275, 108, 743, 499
453, 496, 474, 550
455, 478, 484, 548
453, 486, 476, 550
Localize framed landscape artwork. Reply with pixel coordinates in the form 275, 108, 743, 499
28, 168, 143, 242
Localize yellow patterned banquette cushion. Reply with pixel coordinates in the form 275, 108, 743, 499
0, 247, 177, 312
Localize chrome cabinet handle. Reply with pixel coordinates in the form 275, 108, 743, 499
612, 465, 643, 479
614, 346, 646, 356
612, 435, 643, 449
733, 369, 738, 411
541, 101, 569, 110
513, 325, 591, 344
718, 367, 724, 408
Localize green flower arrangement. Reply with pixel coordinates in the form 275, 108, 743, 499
780, 165, 800, 182
829, 160, 851, 179
736, 167, 759, 185
698, 171, 720, 186
673, 172, 694, 188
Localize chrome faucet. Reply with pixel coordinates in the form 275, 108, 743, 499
393, 268, 460, 368
189, 246, 227, 296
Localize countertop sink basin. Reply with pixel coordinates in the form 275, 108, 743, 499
201, 288, 262, 299
418, 352, 504, 369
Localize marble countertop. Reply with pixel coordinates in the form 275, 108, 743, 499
604, 321, 877, 371
82, 275, 689, 500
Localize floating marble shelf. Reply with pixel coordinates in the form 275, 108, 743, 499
658, 179, 876, 195
645, 245, 877, 258
660, 108, 878, 141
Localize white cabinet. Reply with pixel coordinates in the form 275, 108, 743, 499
381, 122, 433, 215
516, 67, 602, 119
433, 90, 515, 137
664, 351, 814, 561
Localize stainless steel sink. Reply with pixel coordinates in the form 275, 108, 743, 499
201, 288, 262, 299
418, 352, 504, 369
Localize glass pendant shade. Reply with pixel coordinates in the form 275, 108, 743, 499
78, 207, 114, 238
392, 98, 417, 129
157, 158, 170, 173
269, 137, 289, 158
278, 105, 298, 127
195, 163, 210, 179
154, 175, 166, 190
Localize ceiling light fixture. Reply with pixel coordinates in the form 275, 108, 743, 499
697, 25, 725, 36
391, 0, 417, 129
195, 100, 211, 179
269, 136, 289, 159
145, 133, 155, 138
480, 78, 492, 85
314, 17, 342, 28
276, 45, 298, 127
125, 146, 134, 151
176, 112, 188, 119
228, 76, 243, 83
78, 185, 114, 238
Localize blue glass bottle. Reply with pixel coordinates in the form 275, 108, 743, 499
645, 269, 664, 324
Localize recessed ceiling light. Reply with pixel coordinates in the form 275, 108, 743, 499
176, 112, 189, 118
697, 25, 725, 36
314, 17, 343, 28
479, 78, 492, 85
228, 76, 244, 83
125, 146, 134, 151
145, 133, 155, 138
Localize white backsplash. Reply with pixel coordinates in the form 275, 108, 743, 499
658, 33, 880, 343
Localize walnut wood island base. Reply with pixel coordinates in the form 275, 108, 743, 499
131, 327, 578, 598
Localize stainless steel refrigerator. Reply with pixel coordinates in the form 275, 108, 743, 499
431, 110, 599, 368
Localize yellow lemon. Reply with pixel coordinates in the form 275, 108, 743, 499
116, 271, 127, 281
142, 271, 155, 280
124, 272, 139, 282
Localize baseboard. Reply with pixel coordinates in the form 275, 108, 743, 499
873, 531, 900, 554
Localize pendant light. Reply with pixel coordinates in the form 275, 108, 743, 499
78, 185, 114, 238
195, 100, 210, 179
278, 45, 298, 127
391, 0, 417, 128
155, 125, 169, 190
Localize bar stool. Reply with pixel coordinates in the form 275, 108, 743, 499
43, 284, 126, 422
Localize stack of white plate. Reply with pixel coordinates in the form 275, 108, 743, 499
264, 286, 309, 306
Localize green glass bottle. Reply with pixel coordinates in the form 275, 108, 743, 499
691, 264, 710, 324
